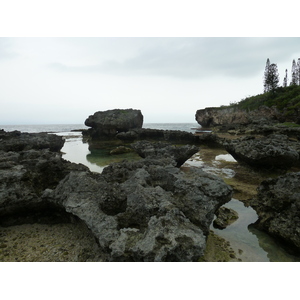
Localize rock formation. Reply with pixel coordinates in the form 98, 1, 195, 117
116, 128, 198, 144
195, 106, 283, 128
250, 172, 300, 254
84, 109, 143, 139
0, 129, 233, 261
131, 141, 199, 167
223, 134, 300, 169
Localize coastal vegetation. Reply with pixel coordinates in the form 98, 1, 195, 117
229, 84, 300, 118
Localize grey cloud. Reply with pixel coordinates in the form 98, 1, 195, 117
49, 37, 300, 79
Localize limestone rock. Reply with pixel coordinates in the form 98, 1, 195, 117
84, 109, 143, 139
250, 172, 300, 253
224, 134, 299, 169
131, 140, 199, 167
213, 206, 238, 229
195, 106, 283, 128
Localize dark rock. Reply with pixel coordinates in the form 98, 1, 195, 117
224, 134, 300, 169
43, 159, 232, 261
0, 128, 233, 261
84, 109, 143, 139
250, 172, 300, 254
0, 130, 64, 152
117, 128, 198, 143
131, 140, 199, 167
213, 206, 238, 229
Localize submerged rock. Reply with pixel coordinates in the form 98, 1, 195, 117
224, 134, 299, 169
213, 207, 238, 229
250, 172, 300, 254
84, 109, 143, 139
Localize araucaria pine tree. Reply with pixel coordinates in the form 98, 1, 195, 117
297, 58, 300, 85
283, 69, 288, 87
263, 59, 279, 92
263, 58, 271, 92
290, 59, 298, 85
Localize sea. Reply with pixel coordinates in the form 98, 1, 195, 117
0, 123, 201, 133
1, 122, 299, 262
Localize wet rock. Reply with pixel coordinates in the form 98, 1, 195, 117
84, 109, 143, 139
110, 146, 133, 155
213, 206, 238, 229
131, 140, 199, 167
250, 172, 300, 254
224, 134, 299, 169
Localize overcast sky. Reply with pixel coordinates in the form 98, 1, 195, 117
1, 37, 300, 125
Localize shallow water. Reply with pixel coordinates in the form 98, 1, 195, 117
59, 131, 300, 262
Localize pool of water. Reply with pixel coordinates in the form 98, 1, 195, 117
58, 133, 300, 262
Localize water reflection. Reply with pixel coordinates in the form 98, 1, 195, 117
248, 225, 300, 262
61, 133, 141, 173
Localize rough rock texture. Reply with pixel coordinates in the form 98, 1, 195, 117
116, 128, 198, 144
131, 141, 199, 167
250, 172, 300, 253
0, 130, 88, 226
84, 109, 143, 139
0, 129, 64, 152
224, 134, 300, 169
0, 129, 232, 261
195, 106, 283, 128
43, 158, 232, 261
213, 207, 238, 229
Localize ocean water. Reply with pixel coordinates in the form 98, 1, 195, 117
0, 123, 200, 133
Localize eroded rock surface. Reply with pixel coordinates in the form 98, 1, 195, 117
250, 172, 300, 254
131, 141, 199, 167
195, 106, 283, 128
44, 158, 233, 261
0, 129, 233, 261
84, 109, 143, 139
224, 134, 300, 169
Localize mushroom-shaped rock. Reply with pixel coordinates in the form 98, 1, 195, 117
85, 109, 143, 139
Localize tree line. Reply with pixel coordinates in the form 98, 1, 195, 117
263, 58, 300, 93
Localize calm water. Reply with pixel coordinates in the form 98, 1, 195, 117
1, 123, 299, 261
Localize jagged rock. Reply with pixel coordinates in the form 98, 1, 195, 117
0, 129, 233, 261
0, 130, 64, 152
116, 128, 198, 143
224, 134, 299, 169
43, 159, 232, 261
250, 172, 300, 254
213, 206, 238, 229
84, 109, 143, 139
131, 140, 199, 167
195, 106, 283, 128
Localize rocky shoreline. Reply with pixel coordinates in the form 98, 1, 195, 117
1, 108, 300, 261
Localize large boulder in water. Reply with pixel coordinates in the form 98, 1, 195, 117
84, 109, 143, 139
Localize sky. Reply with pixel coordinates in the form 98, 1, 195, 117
1, 37, 300, 125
